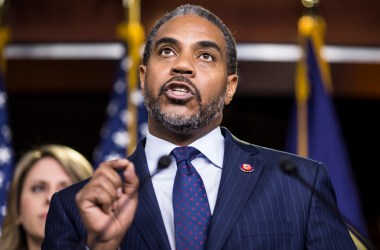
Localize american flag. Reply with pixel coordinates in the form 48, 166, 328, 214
93, 56, 148, 168
0, 72, 14, 227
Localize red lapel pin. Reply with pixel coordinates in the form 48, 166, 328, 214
240, 163, 254, 173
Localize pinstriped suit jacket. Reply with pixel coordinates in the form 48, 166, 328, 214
42, 127, 356, 249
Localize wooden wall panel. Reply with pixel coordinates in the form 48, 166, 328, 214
5, 0, 380, 98
7, 0, 380, 45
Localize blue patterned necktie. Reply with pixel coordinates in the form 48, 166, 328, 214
172, 146, 211, 250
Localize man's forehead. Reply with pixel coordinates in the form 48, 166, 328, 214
153, 15, 225, 46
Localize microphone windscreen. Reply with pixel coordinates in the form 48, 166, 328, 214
157, 155, 172, 170
279, 157, 298, 175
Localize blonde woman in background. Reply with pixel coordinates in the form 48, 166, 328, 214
0, 144, 93, 250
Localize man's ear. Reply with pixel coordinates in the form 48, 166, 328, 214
224, 74, 238, 105
139, 65, 147, 92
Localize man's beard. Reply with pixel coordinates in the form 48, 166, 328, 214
143, 76, 226, 133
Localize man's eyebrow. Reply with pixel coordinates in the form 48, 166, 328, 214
154, 37, 178, 49
196, 41, 221, 52
154, 37, 222, 53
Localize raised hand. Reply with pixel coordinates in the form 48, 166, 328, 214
75, 159, 139, 250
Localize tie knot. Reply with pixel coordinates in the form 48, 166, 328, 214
171, 146, 199, 164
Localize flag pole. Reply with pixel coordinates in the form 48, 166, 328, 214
0, 0, 10, 73
296, 0, 331, 157
117, 0, 145, 156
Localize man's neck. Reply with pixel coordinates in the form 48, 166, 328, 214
148, 119, 221, 146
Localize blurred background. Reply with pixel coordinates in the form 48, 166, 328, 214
1, 0, 379, 246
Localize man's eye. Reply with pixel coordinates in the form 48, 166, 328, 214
200, 53, 214, 62
160, 48, 175, 57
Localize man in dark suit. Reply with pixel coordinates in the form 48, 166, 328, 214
43, 4, 356, 250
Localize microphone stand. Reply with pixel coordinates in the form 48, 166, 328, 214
279, 157, 376, 250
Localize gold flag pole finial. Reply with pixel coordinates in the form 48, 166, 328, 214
302, 0, 320, 17
117, 0, 145, 156
301, 0, 319, 9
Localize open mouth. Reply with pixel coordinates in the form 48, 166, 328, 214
164, 81, 195, 101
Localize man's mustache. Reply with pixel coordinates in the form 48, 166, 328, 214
158, 76, 201, 101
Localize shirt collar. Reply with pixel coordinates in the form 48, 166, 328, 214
188, 127, 224, 168
145, 126, 225, 172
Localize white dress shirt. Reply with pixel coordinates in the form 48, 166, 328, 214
144, 126, 224, 250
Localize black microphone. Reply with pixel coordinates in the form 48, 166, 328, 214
279, 156, 375, 250
117, 155, 172, 188
154, 155, 172, 175
139, 155, 172, 186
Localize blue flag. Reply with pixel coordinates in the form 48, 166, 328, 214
286, 15, 367, 237
93, 56, 148, 167
0, 73, 14, 227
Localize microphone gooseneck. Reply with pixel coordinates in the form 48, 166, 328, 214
279, 156, 374, 250
280, 156, 343, 213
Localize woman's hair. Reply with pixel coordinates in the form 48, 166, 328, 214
0, 144, 93, 250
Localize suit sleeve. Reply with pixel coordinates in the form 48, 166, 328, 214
306, 163, 356, 249
42, 191, 88, 250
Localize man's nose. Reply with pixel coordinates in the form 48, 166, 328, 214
170, 53, 195, 77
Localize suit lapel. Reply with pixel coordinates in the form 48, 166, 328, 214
128, 141, 171, 249
206, 128, 265, 249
